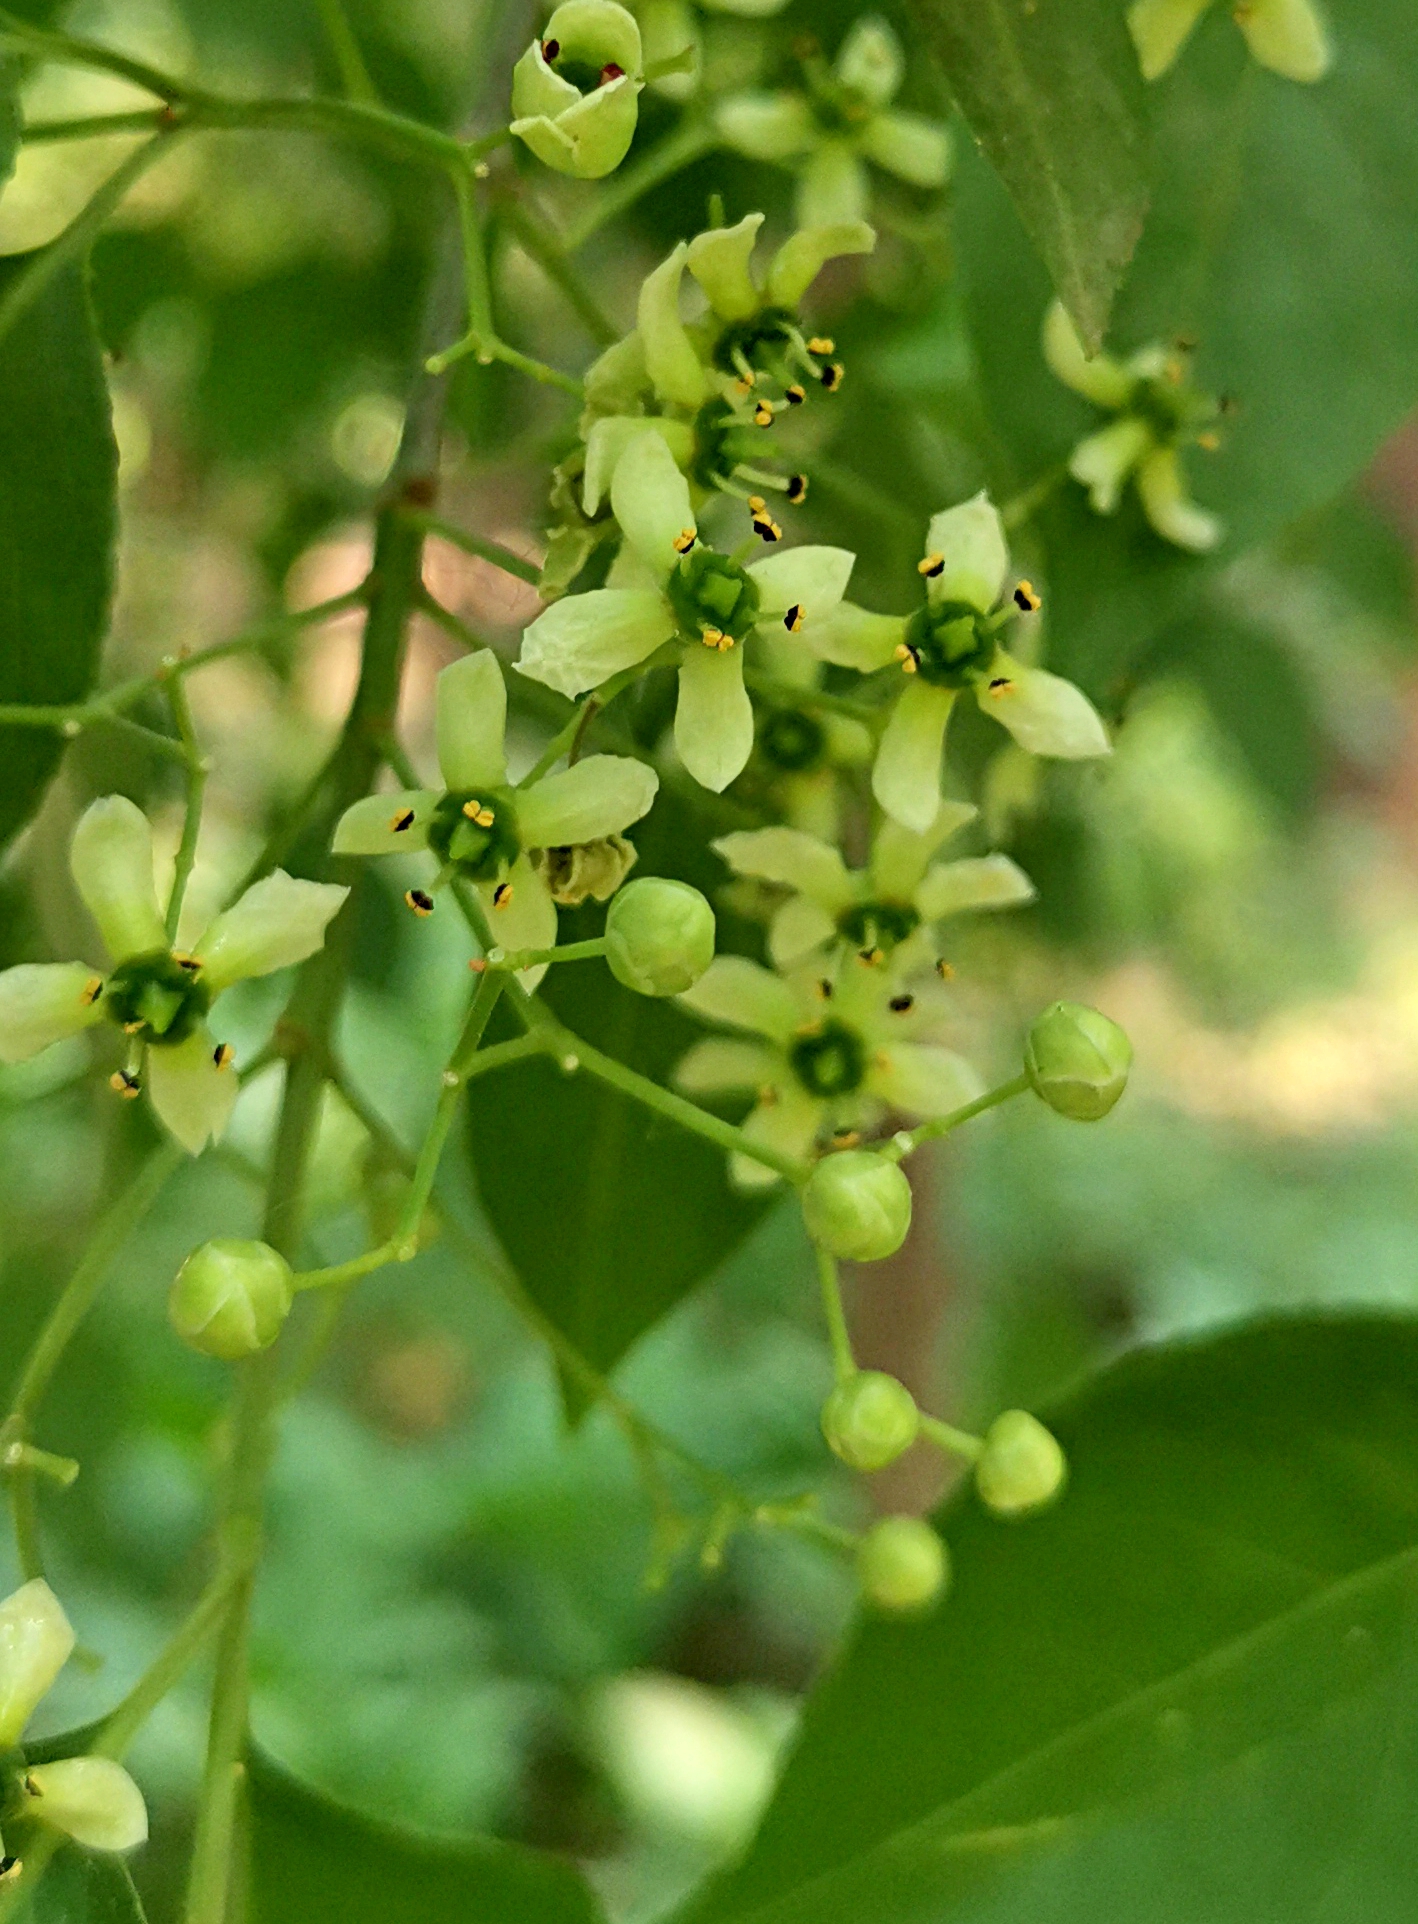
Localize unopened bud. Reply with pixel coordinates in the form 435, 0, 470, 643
0, 1580, 75, 1747
856, 1516, 949, 1613
822, 1372, 919, 1471
974, 1409, 1067, 1517
169, 1239, 293, 1360
605, 876, 715, 996
1024, 1001, 1131, 1120
802, 1150, 912, 1261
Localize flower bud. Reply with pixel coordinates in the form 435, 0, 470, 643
511, 0, 643, 180
605, 877, 715, 996
822, 1371, 918, 1471
974, 1409, 1067, 1517
802, 1151, 912, 1261
169, 1239, 293, 1360
23, 1757, 148, 1852
856, 1516, 949, 1613
0, 1580, 75, 1747
1024, 1001, 1131, 1120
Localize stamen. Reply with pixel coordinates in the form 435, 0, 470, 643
987, 677, 1014, 696
753, 399, 776, 427
599, 60, 624, 81
819, 363, 844, 392
405, 888, 435, 917
807, 336, 834, 356
173, 952, 201, 971
390, 807, 416, 833
935, 959, 954, 980
671, 527, 697, 553
0, 1859, 20, 1883
213, 1042, 235, 1070
783, 604, 805, 633
747, 495, 766, 513
786, 473, 808, 503
123, 1020, 143, 1036
542, 36, 560, 57
81, 975, 104, 1006
731, 348, 758, 388
22, 1775, 40, 1797
901, 650, 918, 674
918, 552, 946, 578
831, 1128, 861, 1148
815, 977, 834, 999
785, 384, 806, 405
701, 624, 726, 648
462, 800, 496, 826
717, 633, 735, 651
492, 881, 514, 909
110, 1070, 141, 1100
1012, 579, 1042, 612
752, 511, 783, 542
857, 947, 883, 967
889, 994, 915, 1013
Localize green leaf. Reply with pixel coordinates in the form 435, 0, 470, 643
0, 249, 117, 853
909, 0, 1149, 350
681, 1315, 1418, 1923
248, 1748, 606, 1924
21, 1852, 148, 1924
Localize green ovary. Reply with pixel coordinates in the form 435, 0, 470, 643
426, 790, 521, 882
837, 901, 919, 952
104, 950, 211, 1046
667, 548, 761, 645
789, 1019, 867, 1098
903, 600, 997, 688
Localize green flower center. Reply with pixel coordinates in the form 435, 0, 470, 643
789, 1019, 867, 1099
759, 708, 826, 772
426, 789, 521, 881
1130, 373, 1203, 443
710, 307, 797, 379
903, 600, 998, 689
667, 547, 761, 646
837, 901, 919, 953
104, 949, 210, 1046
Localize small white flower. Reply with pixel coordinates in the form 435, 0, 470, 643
1128, 0, 1330, 83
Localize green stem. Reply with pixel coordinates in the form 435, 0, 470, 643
0, 1442, 78, 1487
165, 677, 207, 943
815, 1248, 856, 1385
888, 1072, 1031, 1158
313, 0, 378, 104
0, 12, 187, 100
518, 661, 643, 783
416, 586, 493, 653
400, 510, 541, 586
96, 1555, 253, 1762
563, 118, 716, 248
22, 110, 168, 142
999, 465, 1065, 533
497, 198, 618, 346
918, 1412, 984, 1462
485, 938, 606, 971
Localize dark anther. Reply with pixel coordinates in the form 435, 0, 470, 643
785, 384, 806, 405
889, 994, 915, 1013
599, 60, 624, 81
819, 363, 844, 392
542, 36, 560, 57
391, 808, 416, 833
213, 1043, 235, 1069
405, 888, 435, 917
786, 474, 808, 503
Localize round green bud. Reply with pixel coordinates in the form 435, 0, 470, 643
802, 1151, 912, 1261
857, 1516, 950, 1613
974, 1409, 1067, 1517
822, 1371, 919, 1471
605, 877, 715, 996
1024, 1001, 1132, 1121
169, 1239, 293, 1361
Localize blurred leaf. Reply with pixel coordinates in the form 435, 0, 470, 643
248, 1748, 606, 1924
910, 0, 1148, 350
22, 1852, 147, 1923
0, 252, 116, 853
682, 1315, 1418, 1923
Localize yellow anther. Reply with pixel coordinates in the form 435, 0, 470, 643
1012, 579, 1042, 613
783, 603, 805, 633
753, 400, 775, 427
857, 947, 883, 967
701, 625, 726, 648
672, 527, 697, 553
918, 552, 946, 577
753, 514, 783, 543
820, 363, 844, 392
717, 633, 736, 651
747, 495, 767, 513
807, 336, 834, 356
123, 1020, 143, 1035
785, 384, 807, 405
787, 473, 808, 503
172, 952, 202, 972
109, 1070, 140, 1100
213, 1042, 235, 1070
814, 977, 833, 999
894, 642, 911, 659
390, 807, 416, 833
735, 374, 756, 395
492, 882, 514, 909
987, 676, 1014, 697
405, 888, 435, 917
936, 958, 955, 980
462, 800, 495, 826
80, 975, 103, 1006
900, 652, 918, 674
831, 1128, 861, 1148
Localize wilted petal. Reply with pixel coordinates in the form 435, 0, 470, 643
0, 962, 105, 1064
331, 788, 439, 857
1136, 446, 1223, 553
768, 893, 839, 969
915, 853, 1035, 919
583, 414, 693, 515
715, 90, 816, 161
732, 1086, 821, 1190
1041, 298, 1135, 407
923, 492, 1009, 614
517, 589, 673, 698
638, 241, 710, 409
867, 1041, 982, 1118
810, 601, 906, 671
835, 15, 903, 104
675, 645, 754, 792
0, 1579, 75, 1747
437, 649, 509, 790
1070, 416, 1153, 514
612, 429, 697, 578
678, 954, 799, 1040
518, 754, 658, 845
675, 1036, 777, 1093
197, 873, 349, 993
1235, 0, 1330, 80
686, 212, 764, 322
795, 144, 871, 229
872, 680, 956, 832
70, 795, 166, 964
478, 853, 558, 989
712, 827, 854, 910
859, 110, 951, 187
747, 546, 855, 629
979, 654, 1111, 760
25, 1757, 148, 1852
146, 1026, 239, 1155
868, 800, 977, 899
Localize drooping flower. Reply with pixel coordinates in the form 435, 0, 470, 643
0, 1581, 148, 1859
712, 797, 1034, 974
1042, 299, 1224, 554
0, 797, 347, 1153
518, 430, 856, 792
1128, 0, 1330, 84
332, 651, 658, 981
510, 0, 645, 178
716, 18, 951, 228
810, 492, 1110, 833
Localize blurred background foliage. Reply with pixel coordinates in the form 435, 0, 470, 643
2, 0, 1418, 1918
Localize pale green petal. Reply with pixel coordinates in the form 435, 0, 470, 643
795, 143, 872, 229
518, 754, 658, 845
979, 654, 1111, 760
0, 1579, 74, 1747
859, 110, 951, 187
686, 213, 765, 322
611, 428, 696, 577
675, 1036, 777, 1093
924, 492, 1009, 614
511, 40, 581, 119
478, 853, 558, 990
25, 1757, 148, 1852
583, 414, 694, 514
638, 241, 710, 409
1041, 298, 1135, 407
872, 679, 955, 832
1136, 446, 1223, 552
809, 601, 906, 671
732, 1086, 821, 1190
331, 789, 438, 857
869, 800, 977, 898
675, 644, 754, 792
582, 330, 648, 421
640, 0, 699, 99
677, 954, 799, 1040
196, 872, 349, 993
0, 963, 105, 1064
511, 112, 580, 173
70, 795, 166, 963
747, 545, 855, 627
146, 1026, 239, 1155
768, 894, 839, 969
545, 0, 643, 73
915, 853, 1035, 919
715, 91, 816, 161
554, 74, 644, 179
435, 648, 509, 790
712, 827, 854, 910
1128, 0, 1213, 77
767, 217, 875, 307
1070, 416, 1154, 514
517, 589, 673, 698
1235, 0, 1330, 81
835, 16, 903, 105
867, 1041, 982, 1118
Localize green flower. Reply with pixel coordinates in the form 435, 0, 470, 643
713, 796, 1033, 973
675, 948, 980, 1188
518, 430, 856, 792
1042, 299, 1224, 554
0, 1580, 148, 1854
811, 491, 1110, 833
1128, 0, 1330, 83
511, 0, 645, 179
332, 651, 658, 979
716, 18, 951, 227
0, 797, 347, 1153
744, 627, 873, 840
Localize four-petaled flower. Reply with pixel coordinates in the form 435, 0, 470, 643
810, 491, 1110, 833
1128, 0, 1330, 84
0, 1580, 148, 1861
332, 650, 658, 979
675, 948, 980, 1187
1042, 299, 1224, 554
510, 0, 645, 179
716, 17, 952, 228
518, 430, 856, 792
0, 797, 347, 1153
